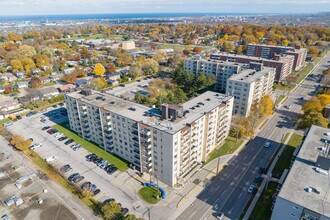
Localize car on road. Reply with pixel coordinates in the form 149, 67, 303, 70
42, 126, 51, 131
121, 207, 129, 216
253, 175, 261, 184
69, 173, 80, 181
93, 189, 101, 196
248, 185, 256, 193
64, 139, 74, 145
285, 105, 292, 109
264, 141, 271, 148
3, 122, 13, 127
30, 143, 42, 150
119, 84, 126, 87
215, 212, 224, 219
259, 167, 265, 174
58, 136, 68, 141
45, 156, 57, 162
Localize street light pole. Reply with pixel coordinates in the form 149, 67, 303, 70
216, 156, 220, 176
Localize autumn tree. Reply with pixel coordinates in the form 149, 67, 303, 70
10, 135, 32, 151
73, 67, 87, 78
29, 76, 43, 89
223, 41, 235, 53
317, 94, 330, 107
129, 63, 143, 79
10, 59, 23, 72
106, 63, 116, 74
260, 94, 274, 115
61, 73, 77, 84
8, 32, 23, 42
117, 52, 133, 66
91, 78, 108, 90
308, 46, 320, 59
299, 110, 328, 129
93, 63, 106, 76
4, 87, 12, 94
148, 78, 166, 99
143, 58, 159, 75
192, 47, 202, 54
302, 97, 323, 113
101, 201, 122, 220
21, 57, 36, 74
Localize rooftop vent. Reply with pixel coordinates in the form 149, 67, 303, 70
110, 101, 115, 104
206, 98, 211, 101
325, 132, 330, 136
129, 107, 136, 111
305, 187, 320, 194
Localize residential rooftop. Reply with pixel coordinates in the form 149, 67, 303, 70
278, 125, 330, 217
211, 52, 294, 63
228, 67, 275, 83
67, 90, 233, 134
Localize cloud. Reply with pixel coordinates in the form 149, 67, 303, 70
0, 0, 328, 16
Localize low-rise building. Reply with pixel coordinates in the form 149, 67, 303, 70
0, 73, 17, 82
0, 100, 21, 112
16, 81, 29, 89
58, 84, 76, 93
65, 90, 234, 186
38, 87, 59, 99
226, 67, 275, 116
121, 41, 136, 50
271, 125, 330, 220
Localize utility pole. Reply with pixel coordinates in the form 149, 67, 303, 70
216, 156, 220, 175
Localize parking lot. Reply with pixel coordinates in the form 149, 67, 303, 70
0, 139, 80, 220
5, 106, 150, 218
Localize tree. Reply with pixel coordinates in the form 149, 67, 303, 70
308, 46, 320, 59
117, 52, 133, 66
91, 78, 108, 90
152, 51, 167, 62
260, 94, 274, 115
101, 201, 122, 220
30, 76, 43, 89
61, 73, 77, 84
93, 63, 106, 76
10, 59, 23, 72
223, 41, 235, 52
302, 97, 323, 113
148, 78, 166, 99
192, 47, 202, 54
10, 135, 32, 151
299, 110, 328, 129
73, 67, 87, 78
4, 87, 12, 94
143, 58, 159, 75
106, 63, 116, 74
8, 32, 23, 42
317, 94, 330, 107
21, 57, 36, 74
129, 63, 142, 79
124, 214, 144, 220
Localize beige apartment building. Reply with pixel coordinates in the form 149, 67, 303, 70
65, 90, 234, 186
226, 67, 275, 117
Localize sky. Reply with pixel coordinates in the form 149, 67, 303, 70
0, 0, 329, 16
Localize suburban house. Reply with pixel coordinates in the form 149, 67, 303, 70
63, 68, 76, 75
38, 87, 59, 99
38, 76, 51, 84
16, 81, 29, 89
50, 74, 63, 82
106, 72, 121, 81
74, 77, 91, 87
0, 100, 22, 112
18, 92, 40, 103
58, 84, 76, 93
0, 73, 17, 82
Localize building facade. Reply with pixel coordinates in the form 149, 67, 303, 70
271, 125, 330, 220
183, 55, 250, 92
211, 53, 294, 82
246, 44, 307, 71
65, 90, 234, 186
226, 67, 275, 117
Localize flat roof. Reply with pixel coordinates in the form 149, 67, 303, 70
228, 67, 274, 83
67, 90, 233, 134
186, 56, 249, 68
211, 53, 293, 63
278, 125, 330, 217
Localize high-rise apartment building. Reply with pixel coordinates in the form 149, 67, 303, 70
65, 90, 234, 186
226, 67, 275, 116
211, 53, 294, 82
246, 44, 307, 71
271, 125, 330, 220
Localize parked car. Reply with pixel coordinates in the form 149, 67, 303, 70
42, 126, 51, 131
58, 136, 68, 141
93, 189, 101, 196
30, 143, 42, 150
103, 198, 115, 204
81, 182, 91, 191
54, 133, 63, 138
69, 173, 80, 181
60, 164, 72, 174
254, 175, 261, 184
73, 176, 85, 183
45, 156, 57, 162
215, 212, 224, 220
285, 104, 292, 109
16, 115, 22, 120
59, 103, 64, 107
64, 139, 74, 145
121, 208, 129, 216
3, 122, 13, 127
259, 167, 265, 174
248, 185, 256, 193
86, 154, 96, 159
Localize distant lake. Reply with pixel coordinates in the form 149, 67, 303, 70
0, 13, 264, 22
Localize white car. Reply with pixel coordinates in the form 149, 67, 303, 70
216, 212, 224, 219
3, 122, 13, 127
30, 143, 42, 150
286, 105, 292, 109
248, 185, 256, 193
54, 133, 63, 138
264, 141, 271, 148
45, 156, 57, 162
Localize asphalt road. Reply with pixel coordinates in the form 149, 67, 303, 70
178, 53, 330, 220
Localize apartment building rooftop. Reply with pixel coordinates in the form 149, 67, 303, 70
68, 90, 232, 134
247, 43, 295, 50
278, 125, 330, 217
228, 67, 274, 83
212, 52, 293, 63
187, 55, 249, 67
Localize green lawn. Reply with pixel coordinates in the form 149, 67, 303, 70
0, 118, 10, 125
44, 82, 56, 86
53, 122, 129, 172
206, 136, 244, 164
248, 182, 278, 220
138, 186, 161, 204
275, 94, 286, 105
272, 133, 303, 178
